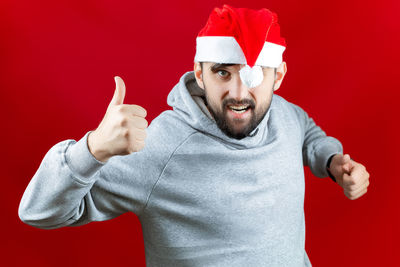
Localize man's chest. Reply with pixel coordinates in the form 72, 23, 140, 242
141, 131, 306, 246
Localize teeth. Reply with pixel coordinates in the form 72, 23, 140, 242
229, 105, 248, 109
231, 109, 247, 114
228, 105, 250, 113
228, 105, 249, 114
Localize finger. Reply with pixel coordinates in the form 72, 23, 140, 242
130, 104, 147, 118
130, 116, 149, 129
133, 140, 146, 152
341, 154, 351, 165
110, 76, 126, 106
116, 104, 148, 118
341, 154, 353, 173
127, 140, 145, 153
347, 179, 369, 196
349, 164, 368, 184
132, 128, 147, 141
345, 187, 368, 200
352, 188, 368, 200
342, 172, 357, 187
348, 178, 370, 192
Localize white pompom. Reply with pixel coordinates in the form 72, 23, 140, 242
239, 65, 263, 88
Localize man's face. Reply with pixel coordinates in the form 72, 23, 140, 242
196, 62, 278, 140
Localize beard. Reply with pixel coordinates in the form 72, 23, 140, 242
203, 86, 273, 140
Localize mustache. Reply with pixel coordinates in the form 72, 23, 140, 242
222, 98, 255, 109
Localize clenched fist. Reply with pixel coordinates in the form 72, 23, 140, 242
328, 154, 370, 200
87, 76, 148, 162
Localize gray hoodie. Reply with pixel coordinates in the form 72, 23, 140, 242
19, 71, 343, 267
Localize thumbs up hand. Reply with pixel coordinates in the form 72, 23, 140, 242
328, 154, 370, 200
87, 76, 148, 163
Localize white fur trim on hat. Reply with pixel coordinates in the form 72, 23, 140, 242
255, 42, 286, 68
194, 36, 285, 68
194, 36, 246, 64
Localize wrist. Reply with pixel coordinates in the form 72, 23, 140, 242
87, 131, 110, 163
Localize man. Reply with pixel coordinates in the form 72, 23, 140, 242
18, 5, 370, 267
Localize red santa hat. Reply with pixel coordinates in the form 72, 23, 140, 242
194, 4, 287, 89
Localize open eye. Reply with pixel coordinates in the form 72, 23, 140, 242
217, 69, 230, 78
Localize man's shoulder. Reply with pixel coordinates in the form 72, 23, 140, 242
147, 109, 198, 150
273, 94, 301, 109
149, 109, 197, 133
272, 94, 306, 118
273, 94, 312, 117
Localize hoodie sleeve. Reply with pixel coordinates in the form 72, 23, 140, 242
18, 114, 173, 229
289, 102, 343, 178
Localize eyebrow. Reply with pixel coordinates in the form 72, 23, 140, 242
210, 63, 237, 72
209, 63, 276, 75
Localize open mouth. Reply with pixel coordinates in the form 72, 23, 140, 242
227, 104, 251, 114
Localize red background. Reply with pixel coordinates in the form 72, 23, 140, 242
2, 0, 399, 266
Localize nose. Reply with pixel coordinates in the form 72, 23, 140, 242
228, 75, 250, 101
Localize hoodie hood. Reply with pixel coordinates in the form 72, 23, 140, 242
167, 71, 276, 149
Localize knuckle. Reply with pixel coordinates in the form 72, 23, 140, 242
116, 105, 126, 113
122, 128, 130, 138
119, 117, 129, 127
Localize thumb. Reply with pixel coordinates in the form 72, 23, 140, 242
342, 172, 351, 185
341, 154, 353, 174
109, 76, 126, 106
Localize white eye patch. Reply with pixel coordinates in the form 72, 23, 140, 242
239, 65, 263, 88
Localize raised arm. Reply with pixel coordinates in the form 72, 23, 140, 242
18, 76, 165, 229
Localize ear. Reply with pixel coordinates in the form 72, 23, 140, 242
273, 61, 287, 91
194, 62, 205, 89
